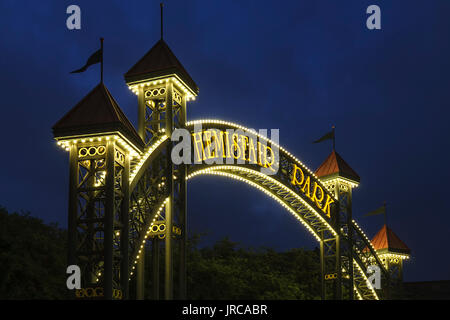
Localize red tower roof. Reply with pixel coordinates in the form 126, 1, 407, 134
52, 83, 144, 149
370, 224, 411, 254
315, 150, 360, 182
124, 39, 198, 94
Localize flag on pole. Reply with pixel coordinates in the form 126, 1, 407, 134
364, 205, 386, 217
313, 129, 334, 144
70, 48, 103, 74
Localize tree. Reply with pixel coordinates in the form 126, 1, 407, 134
0, 207, 70, 299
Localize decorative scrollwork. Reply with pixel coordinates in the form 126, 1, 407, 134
115, 149, 125, 165
173, 89, 182, 105
78, 145, 106, 158
144, 87, 166, 98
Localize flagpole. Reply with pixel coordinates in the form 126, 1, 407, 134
332, 125, 335, 151
100, 38, 104, 84
160, 3, 164, 40
384, 201, 387, 227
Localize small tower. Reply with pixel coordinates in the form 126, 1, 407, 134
123, 38, 198, 300
315, 150, 360, 193
315, 150, 360, 300
53, 83, 144, 299
124, 39, 199, 145
369, 224, 410, 283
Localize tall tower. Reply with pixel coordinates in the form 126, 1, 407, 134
315, 150, 360, 299
53, 83, 144, 299
124, 39, 198, 300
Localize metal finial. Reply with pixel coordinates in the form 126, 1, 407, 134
160, 3, 164, 39
100, 37, 104, 83
332, 125, 335, 151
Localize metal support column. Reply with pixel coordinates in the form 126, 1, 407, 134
332, 200, 342, 300
136, 247, 145, 300
320, 232, 325, 300
179, 92, 187, 299
68, 145, 78, 269
164, 198, 173, 300
335, 234, 342, 300
138, 86, 146, 141
104, 140, 115, 300
347, 189, 354, 300
164, 80, 174, 300
121, 154, 130, 299
152, 237, 160, 300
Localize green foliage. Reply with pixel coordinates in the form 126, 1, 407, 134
0, 207, 70, 299
0, 207, 320, 299
186, 236, 321, 299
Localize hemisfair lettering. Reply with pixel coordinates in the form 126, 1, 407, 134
171, 127, 279, 174
191, 129, 276, 171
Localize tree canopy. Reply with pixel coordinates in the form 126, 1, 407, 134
0, 207, 70, 299
0, 207, 319, 299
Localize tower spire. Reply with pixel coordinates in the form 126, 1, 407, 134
332, 125, 335, 151
100, 37, 104, 83
160, 3, 164, 40
384, 201, 388, 227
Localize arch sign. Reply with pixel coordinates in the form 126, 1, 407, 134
169, 120, 335, 220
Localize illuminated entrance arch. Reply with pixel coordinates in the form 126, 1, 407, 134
53, 38, 390, 300
126, 119, 386, 300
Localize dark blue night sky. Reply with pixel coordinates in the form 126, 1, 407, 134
1, 1, 449, 282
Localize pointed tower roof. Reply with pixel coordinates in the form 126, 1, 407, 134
370, 224, 411, 254
124, 39, 198, 95
315, 150, 360, 183
52, 83, 144, 149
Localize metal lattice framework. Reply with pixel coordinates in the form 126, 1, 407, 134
56, 74, 392, 300
50, 16, 408, 299
67, 139, 130, 299
121, 119, 389, 300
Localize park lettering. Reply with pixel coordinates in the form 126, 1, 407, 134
290, 163, 334, 218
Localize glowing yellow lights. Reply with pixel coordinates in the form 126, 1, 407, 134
54, 132, 141, 158
129, 197, 169, 277
54, 117, 381, 300
291, 164, 334, 218
353, 259, 380, 300
351, 219, 377, 253
127, 76, 197, 100
355, 289, 363, 300
185, 119, 334, 200
376, 253, 410, 261
186, 167, 337, 241
129, 135, 168, 184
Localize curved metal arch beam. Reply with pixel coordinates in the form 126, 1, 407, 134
186, 165, 336, 241
129, 135, 169, 191
186, 166, 379, 300
129, 197, 169, 278
128, 119, 377, 254
126, 119, 382, 299
185, 119, 327, 189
